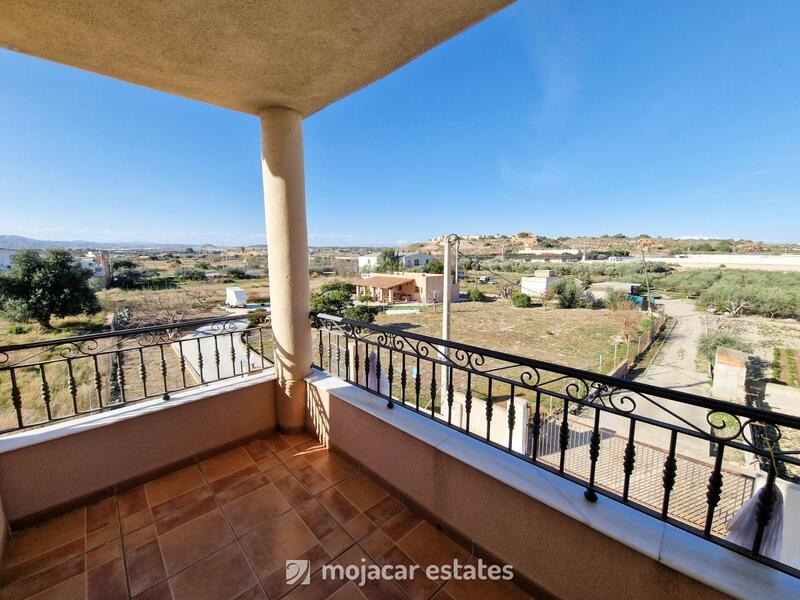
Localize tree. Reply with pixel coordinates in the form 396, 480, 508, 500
343, 305, 376, 323
310, 290, 351, 315
511, 291, 532, 308
376, 249, 400, 273
320, 280, 356, 295
0, 249, 100, 329
422, 260, 444, 274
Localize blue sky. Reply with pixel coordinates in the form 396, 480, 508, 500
1, 0, 798, 247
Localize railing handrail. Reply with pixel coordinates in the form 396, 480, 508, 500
313, 313, 800, 429
0, 313, 261, 354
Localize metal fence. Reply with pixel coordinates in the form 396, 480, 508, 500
311, 312, 800, 577
0, 314, 273, 433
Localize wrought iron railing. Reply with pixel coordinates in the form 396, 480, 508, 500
0, 314, 273, 433
311, 313, 800, 577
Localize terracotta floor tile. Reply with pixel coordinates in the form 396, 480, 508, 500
222, 483, 292, 536
439, 576, 532, 600
261, 462, 291, 481
121, 508, 154, 536
132, 580, 172, 600
342, 513, 375, 541
86, 497, 118, 533
239, 510, 317, 582
255, 454, 281, 473
335, 475, 388, 513
320, 528, 355, 559
243, 438, 274, 463
199, 447, 256, 482
381, 509, 422, 542
376, 545, 440, 600
167, 543, 258, 600
294, 463, 335, 495
1, 538, 84, 586
336, 546, 406, 600
145, 466, 206, 507
305, 453, 356, 486
264, 436, 289, 453
0, 554, 85, 600
317, 489, 359, 525
87, 555, 127, 600
154, 495, 218, 537
215, 472, 271, 506
159, 508, 234, 576
86, 522, 120, 551
123, 524, 157, 554
3, 510, 85, 569
363, 496, 403, 527
327, 582, 366, 600
232, 585, 267, 600
151, 485, 213, 521
274, 473, 313, 507
86, 539, 123, 570
279, 432, 319, 449
360, 529, 393, 560
262, 542, 329, 599
126, 539, 167, 597
26, 573, 84, 600
209, 465, 261, 494
396, 521, 469, 571
295, 499, 340, 540
118, 487, 149, 519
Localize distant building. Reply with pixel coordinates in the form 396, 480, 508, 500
0, 248, 15, 271
356, 272, 459, 305
358, 251, 434, 272
588, 281, 641, 300
520, 270, 561, 297
77, 251, 111, 288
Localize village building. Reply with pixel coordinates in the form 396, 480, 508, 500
356, 272, 459, 305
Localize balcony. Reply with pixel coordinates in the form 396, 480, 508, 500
1, 1, 798, 598
0, 315, 798, 599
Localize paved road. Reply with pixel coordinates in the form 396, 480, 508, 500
599, 299, 719, 461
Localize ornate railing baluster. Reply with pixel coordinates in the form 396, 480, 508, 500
344, 338, 350, 382
531, 391, 542, 461
584, 407, 601, 502
363, 345, 370, 390
336, 339, 341, 377
213, 336, 221, 380
414, 356, 421, 411
138, 348, 147, 398
159, 345, 169, 400
507, 383, 515, 450
196, 338, 205, 383
485, 377, 493, 441
245, 334, 252, 373
429, 362, 437, 417
387, 350, 394, 400
622, 419, 637, 502
10, 368, 23, 428
39, 364, 51, 421
178, 341, 187, 388
67, 359, 78, 414
115, 352, 126, 403
327, 331, 332, 373
353, 341, 359, 386
400, 354, 407, 404
93, 355, 104, 406
317, 329, 323, 368
704, 444, 725, 536
661, 430, 678, 519
465, 371, 472, 432
559, 400, 570, 474
229, 332, 236, 375
258, 329, 266, 368
447, 366, 454, 425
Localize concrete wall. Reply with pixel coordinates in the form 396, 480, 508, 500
0, 377, 277, 523
712, 347, 748, 402
306, 376, 731, 600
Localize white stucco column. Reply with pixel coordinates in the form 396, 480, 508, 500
260, 106, 312, 433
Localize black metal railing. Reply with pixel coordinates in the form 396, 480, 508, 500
311, 313, 800, 577
0, 314, 273, 433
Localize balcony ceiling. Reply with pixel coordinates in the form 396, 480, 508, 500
0, 0, 514, 116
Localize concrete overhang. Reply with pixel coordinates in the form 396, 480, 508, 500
0, 0, 514, 117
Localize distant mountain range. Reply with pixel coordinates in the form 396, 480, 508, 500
0, 235, 224, 251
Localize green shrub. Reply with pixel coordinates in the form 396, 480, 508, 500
310, 290, 350, 315
697, 330, 752, 368
788, 351, 798, 387
468, 288, 486, 302
552, 279, 585, 308
320, 280, 356, 295
511, 291, 532, 308
605, 289, 635, 311
7, 324, 31, 335
174, 267, 206, 281
343, 305, 376, 323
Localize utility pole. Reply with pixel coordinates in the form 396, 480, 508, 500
440, 234, 456, 407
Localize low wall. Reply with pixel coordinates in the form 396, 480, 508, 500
0, 374, 276, 524
306, 373, 747, 600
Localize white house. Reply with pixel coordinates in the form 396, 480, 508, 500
0, 248, 15, 271
77, 251, 111, 288
520, 270, 561, 297
358, 251, 434, 272
399, 252, 434, 269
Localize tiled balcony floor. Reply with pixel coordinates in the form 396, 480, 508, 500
0, 432, 533, 600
